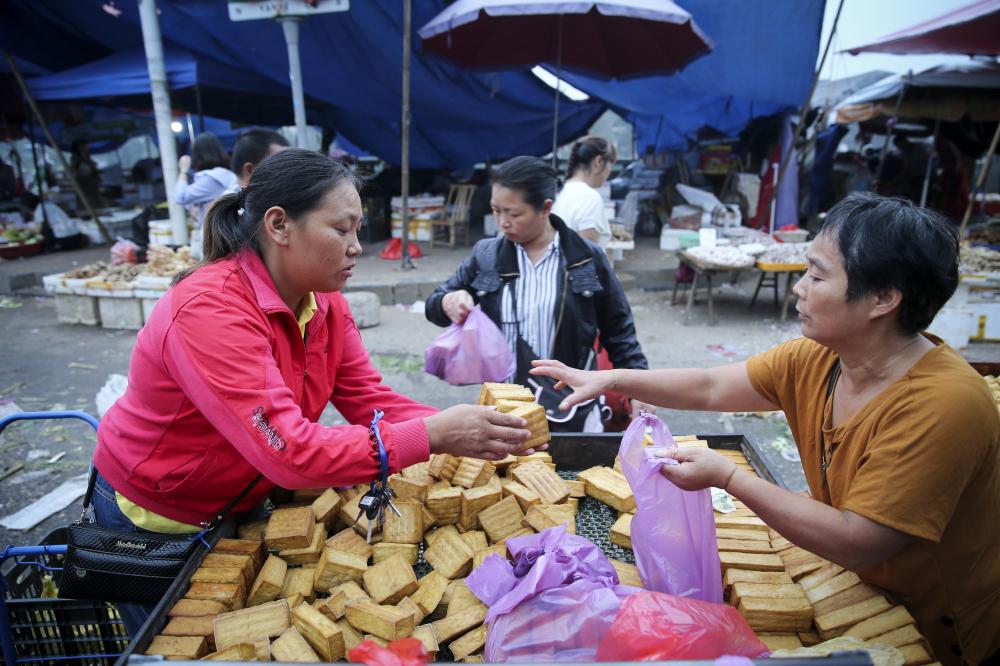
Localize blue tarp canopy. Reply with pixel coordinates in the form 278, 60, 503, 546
25, 47, 339, 129
554, 0, 825, 151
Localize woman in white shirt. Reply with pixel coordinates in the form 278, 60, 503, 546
552, 136, 616, 249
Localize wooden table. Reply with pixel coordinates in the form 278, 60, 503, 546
674, 251, 756, 325
751, 261, 807, 322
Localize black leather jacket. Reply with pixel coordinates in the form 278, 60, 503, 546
425, 214, 648, 375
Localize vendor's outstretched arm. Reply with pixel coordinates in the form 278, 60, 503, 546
530, 359, 778, 413
661, 447, 914, 572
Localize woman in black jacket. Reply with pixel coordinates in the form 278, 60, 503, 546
425, 156, 652, 431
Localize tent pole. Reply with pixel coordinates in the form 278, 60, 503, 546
21, 105, 49, 230
959, 120, 1000, 236
195, 84, 205, 132
279, 17, 309, 149
186, 112, 195, 144
919, 118, 940, 208
551, 15, 563, 170
138, 0, 188, 245
4, 50, 111, 243
400, 0, 414, 270
872, 74, 908, 193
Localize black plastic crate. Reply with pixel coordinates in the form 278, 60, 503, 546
2, 528, 130, 666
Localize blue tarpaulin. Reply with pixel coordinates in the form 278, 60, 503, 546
556, 0, 825, 151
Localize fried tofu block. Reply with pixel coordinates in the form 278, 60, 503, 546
424, 528, 474, 579
169, 599, 227, 618
247, 554, 288, 607
313, 547, 368, 593
265, 507, 315, 550
798, 630, 821, 647
425, 525, 460, 549
311, 489, 342, 526
286, 592, 306, 609
428, 454, 459, 481
459, 531, 489, 553
396, 596, 426, 625
477, 496, 526, 543
322, 581, 370, 620
799, 563, 846, 592
213, 599, 290, 651
716, 528, 771, 542
362, 553, 419, 604
373, 542, 419, 566
270, 626, 320, 662
815, 596, 892, 639
451, 625, 488, 661
758, 634, 804, 650
609, 513, 632, 549
716, 539, 774, 555
770, 536, 794, 551
187, 582, 245, 612
714, 514, 769, 532
291, 603, 345, 661
383, 501, 424, 544
479, 383, 534, 405
609, 560, 643, 588
501, 481, 541, 513
191, 567, 245, 587
325, 527, 373, 561
431, 605, 488, 643
345, 598, 415, 641
813, 583, 881, 618
723, 569, 794, 596
730, 583, 807, 608
146, 635, 208, 659
446, 581, 486, 617
280, 522, 327, 565
804, 571, 861, 605
411, 625, 439, 659
201, 553, 256, 591
214, 539, 267, 572
390, 473, 434, 503
426, 486, 463, 526
460, 487, 503, 532
844, 606, 916, 641
737, 596, 815, 633
337, 619, 364, 652
511, 461, 570, 504
473, 545, 507, 570
577, 466, 635, 513
897, 642, 933, 666
718, 551, 785, 573
411, 571, 450, 617
201, 643, 257, 661
523, 503, 576, 534
281, 567, 316, 602
337, 492, 371, 538
161, 615, 215, 649
452, 458, 496, 489
787, 559, 828, 580
507, 402, 550, 452
869, 625, 924, 649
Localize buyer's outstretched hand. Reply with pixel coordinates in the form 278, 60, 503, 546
529, 359, 614, 412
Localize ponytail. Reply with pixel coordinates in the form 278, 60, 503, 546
174, 148, 360, 284
566, 136, 617, 178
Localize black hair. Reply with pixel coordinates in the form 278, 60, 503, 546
191, 132, 229, 172
566, 136, 617, 178
820, 192, 959, 335
492, 156, 557, 211
230, 128, 289, 174
176, 149, 360, 283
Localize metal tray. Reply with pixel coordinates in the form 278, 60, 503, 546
121, 432, 781, 664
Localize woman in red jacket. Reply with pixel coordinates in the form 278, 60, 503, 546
92, 149, 530, 543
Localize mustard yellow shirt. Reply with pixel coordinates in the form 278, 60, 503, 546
116, 292, 319, 532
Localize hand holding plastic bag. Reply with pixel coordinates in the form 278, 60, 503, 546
619, 412, 723, 602
423, 306, 515, 386
595, 591, 769, 661
466, 526, 639, 662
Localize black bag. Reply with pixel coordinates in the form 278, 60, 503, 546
59, 470, 262, 604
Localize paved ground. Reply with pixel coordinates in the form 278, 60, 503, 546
0, 236, 813, 547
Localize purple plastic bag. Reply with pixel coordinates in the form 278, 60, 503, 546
466, 526, 639, 662
618, 412, 723, 603
423, 306, 515, 386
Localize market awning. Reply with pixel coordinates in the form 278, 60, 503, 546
845, 0, 1000, 57
834, 61, 1000, 124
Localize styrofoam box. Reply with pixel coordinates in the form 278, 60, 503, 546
55, 293, 100, 326
98, 296, 144, 330
927, 307, 976, 349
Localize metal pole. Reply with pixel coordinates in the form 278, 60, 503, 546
959, 120, 1000, 236
279, 17, 309, 149
919, 119, 940, 208
186, 112, 196, 144
551, 15, 563, 169
137, 0, 188, 244
4, 51, 110, 243
400, 0, 414, 270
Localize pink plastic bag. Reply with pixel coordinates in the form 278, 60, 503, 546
595, 591, 769, 661
466, 526, 640, 662
423, 306, 515, 386
619, 412, 723, 602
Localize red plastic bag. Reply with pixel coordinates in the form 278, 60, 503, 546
348, 638, 429, 666
595, 591, 769, 661
379, 237, 424, 260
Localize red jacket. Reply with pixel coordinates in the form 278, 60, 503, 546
94, 251, 435, 526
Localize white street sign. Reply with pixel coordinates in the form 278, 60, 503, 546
228, 0, 349, 21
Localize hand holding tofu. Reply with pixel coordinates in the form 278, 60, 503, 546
424, 404, 533, 460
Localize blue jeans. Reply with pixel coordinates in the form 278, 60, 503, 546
89, 469, 157, 638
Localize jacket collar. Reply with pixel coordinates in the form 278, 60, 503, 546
496, 213, 593, 277
237, 249, 331, 320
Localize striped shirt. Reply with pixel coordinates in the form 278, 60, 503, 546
501, 233, 561, 363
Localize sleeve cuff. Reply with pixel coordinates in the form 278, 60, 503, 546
387, 417, 431, 472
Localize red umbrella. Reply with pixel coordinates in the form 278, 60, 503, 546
845, 0, 1000, 57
